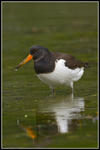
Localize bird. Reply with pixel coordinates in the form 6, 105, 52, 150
16, 45, 88, 95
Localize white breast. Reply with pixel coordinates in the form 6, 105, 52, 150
37, 59, 84, 88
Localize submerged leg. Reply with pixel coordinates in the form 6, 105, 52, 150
70, 82, 74, 94
51, 88, 55, 96
49, 86, 55, 96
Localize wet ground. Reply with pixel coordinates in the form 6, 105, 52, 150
2, 2, 98, 148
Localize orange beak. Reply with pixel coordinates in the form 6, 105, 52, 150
16, 54, 33, 70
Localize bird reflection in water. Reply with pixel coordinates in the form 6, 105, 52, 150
17, 120, 36, 141
50, 94, 84, 133
17, 93, 84, 143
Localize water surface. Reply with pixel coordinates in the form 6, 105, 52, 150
2, 2, 98, 148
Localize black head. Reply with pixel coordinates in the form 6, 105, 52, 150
16, 45, 52, 70
29, 45, 55, 74
29, 45, 50, 60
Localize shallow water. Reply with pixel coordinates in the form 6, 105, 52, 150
3, 92, 98, 148
2, 2, 98, 148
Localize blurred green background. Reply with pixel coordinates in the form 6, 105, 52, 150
2, 2, 98, 148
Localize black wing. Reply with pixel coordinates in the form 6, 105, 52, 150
52, 52, 88, 69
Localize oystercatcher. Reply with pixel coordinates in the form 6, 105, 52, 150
16, 45, 88, 95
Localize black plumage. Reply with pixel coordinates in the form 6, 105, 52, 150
29, 45, 88, 74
